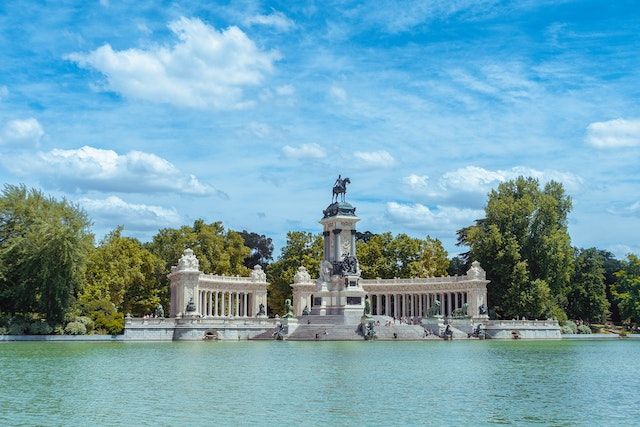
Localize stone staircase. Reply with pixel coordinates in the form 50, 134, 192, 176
249, 315, 472, 341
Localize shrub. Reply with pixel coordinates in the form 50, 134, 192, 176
577, 324, 592, 334
8, 319, 29, 335
75, 316, 95, 334
551, 306, 568, 325
563, 320, 578, 334
28, 321, 53, 335
64, 321, 86, 335
0, 326, 8, 335
53, 325, 65, 335
560, 325, 574, 334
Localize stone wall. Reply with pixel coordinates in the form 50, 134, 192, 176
484, 319, 561, 339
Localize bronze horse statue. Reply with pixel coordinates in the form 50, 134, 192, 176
332, 176, 351, 203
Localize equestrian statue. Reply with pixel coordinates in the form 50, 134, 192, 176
332, 175, 351, 203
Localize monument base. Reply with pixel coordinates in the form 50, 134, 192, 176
422, 316, 445, 336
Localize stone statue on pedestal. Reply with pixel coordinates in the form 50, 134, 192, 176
332, 175, 351, 203
154, 303, 165, 318
185, 297, 196, 314
282, 299, 294, 318
427, 299, 442, 317
257, 303, 266, 316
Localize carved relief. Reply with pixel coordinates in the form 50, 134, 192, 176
177, 248, 200, 271
250, 265, 267, 282
294, 266, 312, 283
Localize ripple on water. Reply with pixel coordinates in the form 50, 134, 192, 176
0, 340, 639, 425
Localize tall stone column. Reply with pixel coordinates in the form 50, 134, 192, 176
221, 291, 226, 316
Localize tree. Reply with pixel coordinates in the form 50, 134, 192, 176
0, 185, 93, 324
408, 236, 450, 277
357, 233, 449, 279
459, 177, 573, 319
267, 232, 323, 315
448, 256, 468, 276
239, 230, 273, 269
566, 248, 609, 322
612, 254, 640, 324
82, 227, 164, 316
600, 250, 623, 322
147, 220, 250, 277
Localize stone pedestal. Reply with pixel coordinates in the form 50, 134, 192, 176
281, 318, 298, 335
422, 315, 445, 336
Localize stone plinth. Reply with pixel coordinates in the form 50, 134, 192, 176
422, 316, 445, 336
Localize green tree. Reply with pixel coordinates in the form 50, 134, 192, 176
448, 256, 468, 276
239, 230, 273, 269
459, 177, 573, 319
147, 219, 250, 276
357, 233, 449, 279
566, 248, 609, 322
0, 185, 93, 324
408, 236, 450, 277
599, 250, 623, 322
612, 254, 640, 324
83, 227, 164, 316
267, 232, 323, 315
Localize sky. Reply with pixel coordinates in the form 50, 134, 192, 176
0, 0, 639, 259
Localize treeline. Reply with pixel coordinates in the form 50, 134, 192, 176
0, 185, 273, 335
1, 179, 639, 335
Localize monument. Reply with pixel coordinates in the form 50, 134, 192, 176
310, 175, 367, 323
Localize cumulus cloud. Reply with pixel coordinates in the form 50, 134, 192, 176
282, 143, 326, 159
67, 17, 280, 109
79, 196, 182, 230
585, 118, 640, 148
0, 118, 44, 146
4, 145, 213, 195
386, 202, 483, 231
405, 165, 582, 197
354, 150, 396, 167
244, 11, 294, 31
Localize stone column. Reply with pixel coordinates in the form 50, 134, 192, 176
385, 294, 390, 316
418, 294, 423, 317
221, 291, 226, 316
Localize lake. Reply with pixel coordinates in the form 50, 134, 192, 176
1, 340, 639, 425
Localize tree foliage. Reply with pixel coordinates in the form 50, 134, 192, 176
266, 232, 323, 315
459, 177, 574, 319
566, 248, 609, 322
357, 233, 449, 279
239, 230, 273, 269
82, 227, 164, 316
613, 254, 640, 324
147, 219, 250, 277
0, 185, 93, 324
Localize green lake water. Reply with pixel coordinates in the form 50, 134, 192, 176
1, 340, 639, 426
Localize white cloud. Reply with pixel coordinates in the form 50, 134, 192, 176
79, 196, 182, 231
275, 84, 295, 96
282, 143, 326, 159
354, 150, 396, 167
329, 85, 347, 102
67, 17, 280, 110
609, 201, 640, 217
585, 118, 640, 148
386, 202, 483, 231
405, 165, 582, 197
606, 244, 640, 259
0, 118, 44, 146
5, 145, 212, 195
244, 11, 295, 31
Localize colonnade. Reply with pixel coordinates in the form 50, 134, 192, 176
197, 290, 253, 318
368, 292, 469, 318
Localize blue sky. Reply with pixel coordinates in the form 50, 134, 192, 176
1, 0, 639, 259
